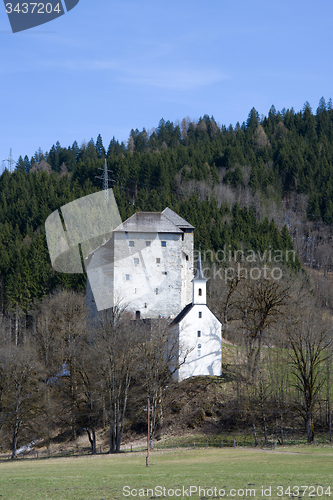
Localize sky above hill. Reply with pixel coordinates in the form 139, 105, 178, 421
1, 0, 333, 171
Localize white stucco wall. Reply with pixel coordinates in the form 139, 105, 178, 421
86, 228, 194, 319
113, 231, 187, 319
86, 238, 115, 312
174, 305, 222, 381
181, 230, 194, 308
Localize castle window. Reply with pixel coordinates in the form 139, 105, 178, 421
197, 344, 202, 357
126, 274, 130, 280
198, 311, 202, 318
146, 241, 151, 246
161, 241, 166, 247
197, 331, 201, 337
198, 288, 202, 296
156, 258, 160, 264
162, 271, 167, 275
156, 288, 159, 295
144, 303, 147, 308
136, 311, 140, 319
134, 258, 139, 265
129, 241, 134, 247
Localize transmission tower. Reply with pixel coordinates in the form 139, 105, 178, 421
96, 158, 114, 203
3, 149, 15, 173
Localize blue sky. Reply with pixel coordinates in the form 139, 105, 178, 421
1, 0, 333, 171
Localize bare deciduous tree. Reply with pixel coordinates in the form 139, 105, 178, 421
139, 319, 190, 438
281, 309, 333, 443
93, 306, 139, 453
0, 344, 45, 458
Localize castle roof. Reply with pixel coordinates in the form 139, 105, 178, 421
113, 210, 187, 234
162, 207, 194, 230
85, 208, 193, 267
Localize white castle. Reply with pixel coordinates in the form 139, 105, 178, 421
86, 207, 222, 381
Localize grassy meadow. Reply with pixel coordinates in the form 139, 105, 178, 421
0, 447, 333, 500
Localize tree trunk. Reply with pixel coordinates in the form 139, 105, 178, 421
12, 433, 17, 459
306, 410, 314, 443
116, 380, 129, 453
327, 358, 331, 441
252, 419, 258, 446
12, 414, 19, 459
86, 427, 96, 454
262, 410, 268, 445
15, 306, 19, 347
109, 398, 117, 453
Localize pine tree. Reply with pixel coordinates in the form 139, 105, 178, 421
246, 108, 260, 131
95, 134, 105, 158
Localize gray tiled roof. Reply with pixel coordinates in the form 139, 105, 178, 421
113, 212, 183, 233
162, 207, 194, 229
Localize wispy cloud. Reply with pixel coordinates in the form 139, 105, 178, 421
39, 57, 228, 91
119, 67, 228, 91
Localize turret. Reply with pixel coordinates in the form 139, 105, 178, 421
192, 251, 207, 305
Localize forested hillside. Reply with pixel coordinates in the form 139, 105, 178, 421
1, 99, 333, 454
1, 98, 333, 313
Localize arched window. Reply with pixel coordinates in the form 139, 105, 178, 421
198, 288, 202, 296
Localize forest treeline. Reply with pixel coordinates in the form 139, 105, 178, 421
5, 98, 333, 311
15, 96, 333, 223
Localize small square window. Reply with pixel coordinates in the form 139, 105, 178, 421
156, 258, 160, 264
161, 241, 166, 247
146, 241, 151, 246
134, 258, 139, 265
129, 241, 134, 247
126, 274, 130, 280
198, 312, 202, 318
197, 331, 201, 337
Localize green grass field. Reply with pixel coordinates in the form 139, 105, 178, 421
1, 447, 333, 500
